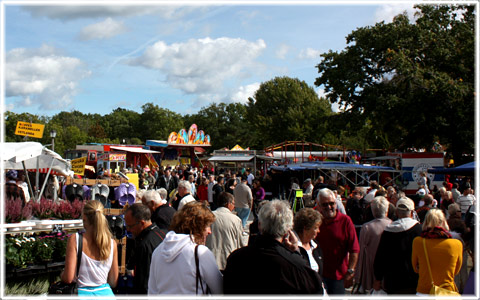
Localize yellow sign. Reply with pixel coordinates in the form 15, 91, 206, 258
109, 153, 126, 161
14, 121, 45, 138
71, 157, 87, 176
126, 173, 139, 191
295, 189, 304, 198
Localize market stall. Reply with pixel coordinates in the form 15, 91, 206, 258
3, 142, 129, 295
3, 142, 74, 202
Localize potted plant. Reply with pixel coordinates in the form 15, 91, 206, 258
51, 232, 70, 262
55, 199, 85, 220
31, 198, 57, 219
5, 198, 32, 223
21, 237, 36, 267
34, 238, 54, 263
5, 237, 21, 270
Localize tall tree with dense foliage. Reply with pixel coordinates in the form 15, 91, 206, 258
103, 108, 141, 142
315, 5, 475, 161
184, 102, 250, 150
246, 76, 332, 149
139, 103, 184, 142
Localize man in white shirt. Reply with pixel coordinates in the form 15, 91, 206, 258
456, 188, 476, 219
246, 169, 255, 187
207, 174, 216, 208
188, 175, 196, 197
177, 180, 196, 211
364, 181, 379, 203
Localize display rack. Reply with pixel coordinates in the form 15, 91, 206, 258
65, 177, 128, 187
5, 207, 129, 275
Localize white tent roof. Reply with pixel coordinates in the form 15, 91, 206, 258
109, 146, 160, 154
2, 141, 43, 162
3, 142, 73, 177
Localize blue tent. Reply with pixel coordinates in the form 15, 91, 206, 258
270, 161, 396, 172
428, 161, 476, 176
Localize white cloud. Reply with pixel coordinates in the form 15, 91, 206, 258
5, 45, 91, 110
299, 47, 321, 60
230, 83, 260, 104
4, 102, 15, 112
128, 37, 266, 96
22, 5, 198, 21
79, 18, 126, 40
374, 4, 418, 23
276, 44, 289, 60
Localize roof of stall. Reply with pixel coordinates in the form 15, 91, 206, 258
109, 146, 160, 154
270, 161, 398, 172
3, 142, 73, 177
428, 161, 476, 176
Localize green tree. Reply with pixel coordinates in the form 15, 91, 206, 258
315, 5, 475, 161
61, 126, 88, 154
184, 102, 250, 151
50, 111, 90, 132
139, 103, 184, 142
104, 108, 141, 142
246, 76, 332, 149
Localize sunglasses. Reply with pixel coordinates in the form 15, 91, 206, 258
125, 221, 140, 229
321, 202, 336, 208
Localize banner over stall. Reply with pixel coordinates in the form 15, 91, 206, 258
167, 124, 211, 145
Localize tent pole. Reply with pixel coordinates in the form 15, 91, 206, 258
37, 159, 54, 202
35, 156, 40, 200
22, 161, 35, 202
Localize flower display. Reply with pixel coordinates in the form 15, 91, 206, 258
5, 232, 71, 268
5, 197, 32, 223
6, 198, 85, 223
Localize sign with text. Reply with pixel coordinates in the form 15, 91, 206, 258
109, 153, 126, 161
15, 121, 45, 138
71, 157, 87, 176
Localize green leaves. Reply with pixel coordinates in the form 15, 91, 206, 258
247, 76, 332, 148
315, 4, 474, 160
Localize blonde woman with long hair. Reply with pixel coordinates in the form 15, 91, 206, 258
61, 200, 118, 296
411, 208, 462, 296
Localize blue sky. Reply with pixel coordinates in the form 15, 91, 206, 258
3, 1, 421, 117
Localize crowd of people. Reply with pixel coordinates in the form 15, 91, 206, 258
124, 165, 477, 296
4, 163, 477, 296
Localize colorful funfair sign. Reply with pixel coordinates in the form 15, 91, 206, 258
167, 124, 211, 145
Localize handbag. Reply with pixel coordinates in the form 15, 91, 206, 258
49, 233, 83, 295
422, 238, 460, 297
195, 245, 211, 295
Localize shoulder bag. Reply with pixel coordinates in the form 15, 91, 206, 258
49, 232, 83, 295
422, 238, 460, 297
195, 245, 211, 295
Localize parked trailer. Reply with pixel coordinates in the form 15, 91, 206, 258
386, 152, 445, 195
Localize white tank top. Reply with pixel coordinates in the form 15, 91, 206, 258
76, 233, 114, 287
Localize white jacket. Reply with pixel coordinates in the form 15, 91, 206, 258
148, 231, 223, 295
206, 207, 247, 270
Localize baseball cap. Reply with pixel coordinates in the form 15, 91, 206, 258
396, 197, 415, 211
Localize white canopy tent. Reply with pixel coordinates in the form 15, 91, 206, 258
3, 142, 73, 202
